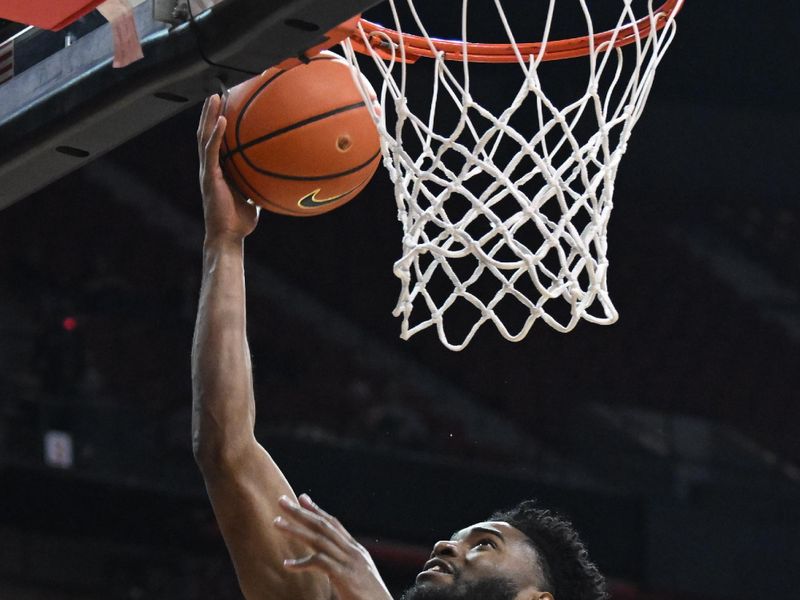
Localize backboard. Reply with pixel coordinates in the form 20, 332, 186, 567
0, 0, 382, 210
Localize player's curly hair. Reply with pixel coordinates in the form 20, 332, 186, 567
489, 500, 608, 600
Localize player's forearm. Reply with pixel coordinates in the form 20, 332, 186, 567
191, 235, 257, 469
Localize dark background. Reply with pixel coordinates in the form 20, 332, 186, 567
1, 1, 799, 599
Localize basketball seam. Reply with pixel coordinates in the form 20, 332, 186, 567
234, 148, 381, 182
222, 143, 286, 213
223, 101, 368, 161
224, 150, 377, 216
233, 55, 338, 163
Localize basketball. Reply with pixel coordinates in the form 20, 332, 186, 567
220, 51, 381, 217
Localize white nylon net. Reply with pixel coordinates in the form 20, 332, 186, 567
342, 1, 680, 350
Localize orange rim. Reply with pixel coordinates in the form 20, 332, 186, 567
349, 0, 684, 64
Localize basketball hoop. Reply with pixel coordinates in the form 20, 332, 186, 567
340, 1, 685, 350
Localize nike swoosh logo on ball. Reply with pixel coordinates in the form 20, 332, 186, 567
297, 179, 370, 209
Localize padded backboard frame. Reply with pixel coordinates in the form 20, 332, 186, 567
0, 0, 107, 31
0, 0, 382, 210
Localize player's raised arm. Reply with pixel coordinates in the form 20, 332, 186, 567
191, 95, 331, 600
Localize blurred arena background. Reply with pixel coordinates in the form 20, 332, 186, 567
0, 2, 798, 599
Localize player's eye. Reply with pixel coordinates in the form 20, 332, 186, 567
474, 538, 496, 549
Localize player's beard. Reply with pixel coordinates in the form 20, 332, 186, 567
399, 576, 520, 600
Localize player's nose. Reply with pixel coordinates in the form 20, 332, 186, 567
431, 539, 460, 558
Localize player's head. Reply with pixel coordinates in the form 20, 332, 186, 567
401, 500, 607, 600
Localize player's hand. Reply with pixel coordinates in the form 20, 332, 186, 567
275, 494, 393, 600
197, 94, 259, 243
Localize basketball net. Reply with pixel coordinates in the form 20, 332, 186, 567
342, 1, 683, 350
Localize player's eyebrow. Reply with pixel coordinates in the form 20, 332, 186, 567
471, 526, 505, 541
452, 525, 506, 542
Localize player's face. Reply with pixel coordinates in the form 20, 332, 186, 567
400, 521, 550, 600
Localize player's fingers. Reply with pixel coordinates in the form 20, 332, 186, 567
299, 495, 357, 544
197, 96, 211, 144
283, 553, 343, 576
204, 115, 227, 169
199, 95, 221, 153
274, 516, 349, 563
298, 494, 335, 521
279, 496, 351, 551
197, 96, 213, 152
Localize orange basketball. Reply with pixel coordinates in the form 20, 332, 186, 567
220, 51, 381, 217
